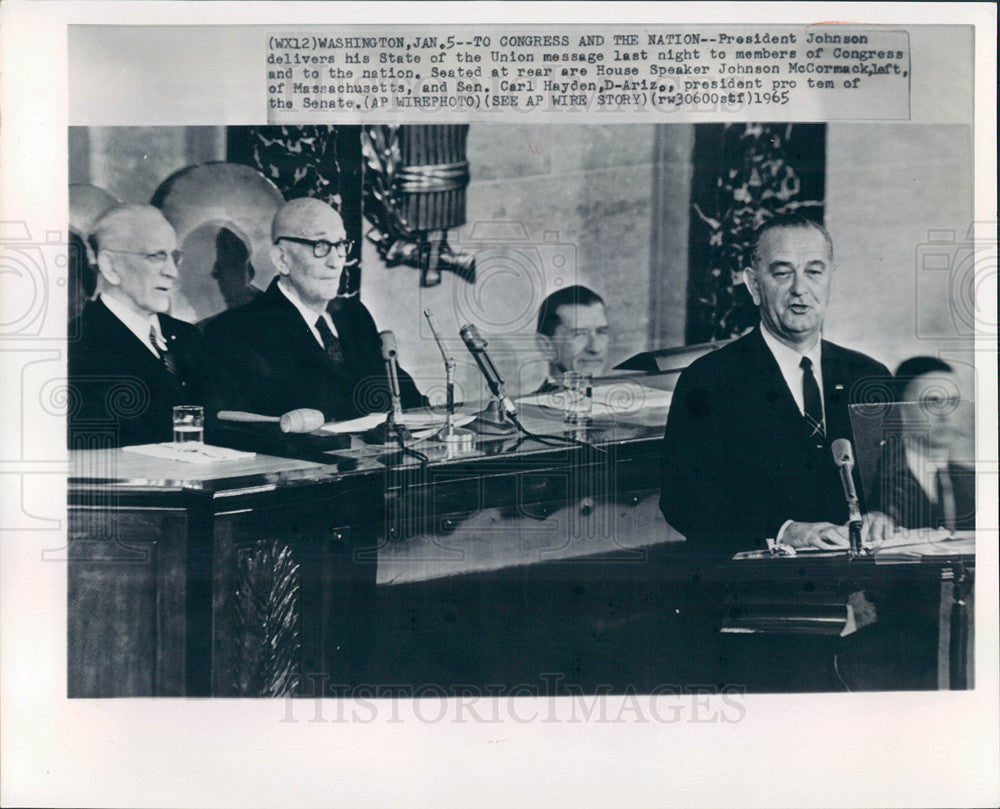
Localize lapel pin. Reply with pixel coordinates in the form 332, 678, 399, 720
834, 384, 844, 391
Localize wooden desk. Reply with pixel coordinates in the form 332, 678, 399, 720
68, 409, 974, 696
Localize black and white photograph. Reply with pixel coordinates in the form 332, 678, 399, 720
1, 4, 997, 808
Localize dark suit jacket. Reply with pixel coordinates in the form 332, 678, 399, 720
871, 436, 975, 531
659, 327, 891, 556
204, 278, 423, 421
68, 297, 218, 448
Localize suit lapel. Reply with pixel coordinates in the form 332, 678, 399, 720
263, 279, 347, 376
93, 300, 181, 393
820, 342, 854, 443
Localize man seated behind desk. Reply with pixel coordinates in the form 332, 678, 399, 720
872, 357, 975, 532
68, 204, 218, 448
534, 285, 611, 394
659, 214, 893, 556
205, 197, 423, 422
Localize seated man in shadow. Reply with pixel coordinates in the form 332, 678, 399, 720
836, 357, 974, 692
205, 197, 423, 422
69, 204, 218, 448
872, 356, 975, 532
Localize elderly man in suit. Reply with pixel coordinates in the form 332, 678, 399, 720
205, 197, 423, 422
68, 204, 217, 448
660, 214, 893, 556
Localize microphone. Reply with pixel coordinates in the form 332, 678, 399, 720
380, 329, 397, 362
459, 323, 517, 418
831, 438, 864, 557
218, 409, 325, 433
361, 330, 410, 445
380, 330, 403, 417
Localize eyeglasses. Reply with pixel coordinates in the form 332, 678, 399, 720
104, 249, 184, 267
275, 236, 355, 258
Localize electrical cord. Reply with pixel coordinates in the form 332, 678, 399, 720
393, 424, 430, 466
508, 413, 606, 455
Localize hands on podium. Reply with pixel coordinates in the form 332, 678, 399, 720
780, 512, 897, 552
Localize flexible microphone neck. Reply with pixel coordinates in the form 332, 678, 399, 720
460, 323, 517, 417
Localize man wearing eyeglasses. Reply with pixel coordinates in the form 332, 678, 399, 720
68, 204, 217, 447
205, 197, 423, 422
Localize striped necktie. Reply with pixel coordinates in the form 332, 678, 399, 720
149, 325, 177, 375
800, 356, 825, 438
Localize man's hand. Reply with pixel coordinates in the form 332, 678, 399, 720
861, 511, 897, 550
781, 520, 850, 550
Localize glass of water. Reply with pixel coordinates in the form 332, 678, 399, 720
563, 372, 593, 422
172, 405, 204, 443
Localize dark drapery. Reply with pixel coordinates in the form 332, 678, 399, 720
227, 126, 363, 297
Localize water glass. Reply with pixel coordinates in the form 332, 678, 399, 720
172, 405, 204, 444
563, 372, 593, 422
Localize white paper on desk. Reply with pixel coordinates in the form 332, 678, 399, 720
874, 529, 976, 557
517, 381, 672, 415
122, 443, 256, 464
317, 412, 476, 435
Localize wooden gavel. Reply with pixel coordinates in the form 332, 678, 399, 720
217, 409, 326, 433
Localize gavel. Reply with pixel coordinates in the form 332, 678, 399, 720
217, 408, 325, 433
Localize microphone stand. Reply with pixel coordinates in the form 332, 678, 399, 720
459, 324, 517, 435
363, 334, 412, 446
423, 310, 475, 450
846, 496, 864, 560
832, 439, 866, 559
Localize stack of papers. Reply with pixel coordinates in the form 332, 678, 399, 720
517, 381, 672, 416
123, 443, 257, 464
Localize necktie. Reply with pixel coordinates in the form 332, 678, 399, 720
314, 316, 344, 363
800, 356, 825, 438
149, 325, 177, 375
936, 467, 957, 533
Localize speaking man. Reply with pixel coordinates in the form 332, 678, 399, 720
534, 285, 611, 393
659, 214, 892, 556
205, 197, 423, 422
68, 204, 217, 448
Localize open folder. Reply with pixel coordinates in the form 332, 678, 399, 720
123, 443, 256, 464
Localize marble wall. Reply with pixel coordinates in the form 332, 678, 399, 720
361, 124, 691, 398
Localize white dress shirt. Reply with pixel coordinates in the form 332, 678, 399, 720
100, 294, 162, 356
759, 325, 825, 422
905, 443, 947, 503
759, 325, 825, 545
277, 277, 338, 348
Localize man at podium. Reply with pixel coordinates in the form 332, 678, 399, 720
659, 214, 893, 556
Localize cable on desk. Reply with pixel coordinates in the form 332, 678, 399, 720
393, 425, 430, 466
508, 414, 606, 455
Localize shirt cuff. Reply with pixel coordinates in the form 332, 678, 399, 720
775, 519, 794, 546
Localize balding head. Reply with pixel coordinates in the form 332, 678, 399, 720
270, 198, 349, 311
271, 197, 344, 243
90, 204, 180, 317
91, 204, 173, 255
